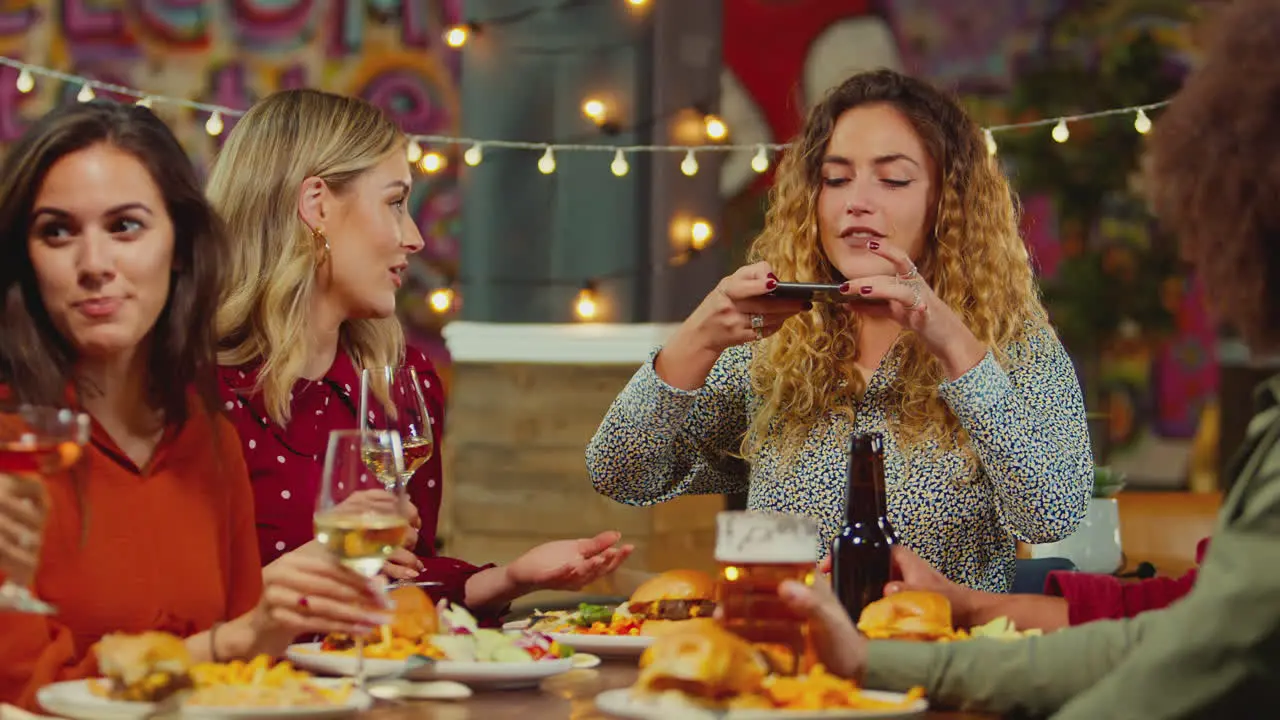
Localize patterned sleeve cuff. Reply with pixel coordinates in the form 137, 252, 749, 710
937, 349, 1013, 421
612, 349, 701, 433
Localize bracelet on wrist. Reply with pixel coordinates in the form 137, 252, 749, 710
209, 621, 226, 663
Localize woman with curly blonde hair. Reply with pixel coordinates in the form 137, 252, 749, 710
588, 69, 1093, 592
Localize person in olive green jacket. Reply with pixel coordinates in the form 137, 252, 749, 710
779, 1, 1280, 717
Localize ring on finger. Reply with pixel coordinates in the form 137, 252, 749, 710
297, 595, 311, 610
908, 283, 924, 311
896, 265, 919, 282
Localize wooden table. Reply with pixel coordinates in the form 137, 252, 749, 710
357, 661, 995, 719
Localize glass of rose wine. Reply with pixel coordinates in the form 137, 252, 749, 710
0, 403, 90, 614
358, 366, 433, 490
313, 429, 408, 685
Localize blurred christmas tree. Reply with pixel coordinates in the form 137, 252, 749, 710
992, 0, 1200, 413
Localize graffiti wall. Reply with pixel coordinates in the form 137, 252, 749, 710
719, 0, 1213, 485
0, 0, 462, 367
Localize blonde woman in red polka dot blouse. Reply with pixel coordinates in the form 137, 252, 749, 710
208, 89, 632, 622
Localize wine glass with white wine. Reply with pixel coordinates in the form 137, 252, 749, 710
358, 366, 434, 491
314, 429, 407, 685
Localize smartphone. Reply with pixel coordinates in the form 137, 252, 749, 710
767, 282, 888, 305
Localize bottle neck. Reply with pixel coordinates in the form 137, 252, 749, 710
844, 453, 886, 525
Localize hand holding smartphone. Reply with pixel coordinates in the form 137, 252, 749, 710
766, 282, 888, 305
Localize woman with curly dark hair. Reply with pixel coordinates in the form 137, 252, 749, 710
588, 69, 1093, 594
778, 2, 1280, 717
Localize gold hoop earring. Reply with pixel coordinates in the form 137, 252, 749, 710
311, 226, 331, 263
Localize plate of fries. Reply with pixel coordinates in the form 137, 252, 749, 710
546, 631, 653, 657
288, 642, 575, 689
596, 666, 928, 720
595, 687, 928, 719
289, 599, 577, 689
37, 657, 372, 719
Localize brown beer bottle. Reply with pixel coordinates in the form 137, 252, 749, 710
831, 432, 897, 621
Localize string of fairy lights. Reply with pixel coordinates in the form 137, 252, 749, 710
0, 0, 1171, 322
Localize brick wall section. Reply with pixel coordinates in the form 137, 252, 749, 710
441, 361, 724, 607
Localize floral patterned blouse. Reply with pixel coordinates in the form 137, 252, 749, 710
586, 326, 1094, 592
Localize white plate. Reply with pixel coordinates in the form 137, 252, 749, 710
286, 643, 574, 689
594, 688, 928, 719
547, 632, 653, 657
36, 679, 371, 720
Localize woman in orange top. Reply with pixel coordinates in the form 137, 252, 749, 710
0, 100, 390, 709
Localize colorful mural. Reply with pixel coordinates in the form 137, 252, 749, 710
719, 0, 1214, 480
0, 0, 462, 368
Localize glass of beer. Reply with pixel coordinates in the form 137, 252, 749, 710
714, 510, 819, 676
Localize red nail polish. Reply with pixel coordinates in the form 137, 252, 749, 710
839, 282, 850, 293
868, 240, 880, 250
766, 279, 777, 290
767, 272, 778, 280
861, 286, 873, 295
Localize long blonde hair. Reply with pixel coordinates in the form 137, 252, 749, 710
209, 89, 407, 426
744, 70, 1049, 464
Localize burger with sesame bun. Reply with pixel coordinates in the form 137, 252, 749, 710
856, 590, 956, 641
623, 569, 720, 637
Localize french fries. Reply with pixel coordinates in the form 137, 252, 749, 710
750, 665, 925, 710
317, 632, 447, 661
189, 656, 351, 708
88, 655, 351, 709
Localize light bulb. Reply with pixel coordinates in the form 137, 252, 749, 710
984, 129, 997, 156
406, 141, 423, 164
135, 96, 153, 108
704, 115, 727, 140
463, 143, 483, 166
690, 220, 713, 250
1051, 119, 1069, 143
610, 149, 629, 176
582, 98, 606, 123
750, 145, 770, 173
205, 111, 224, 136
428, 288, 455, 313
680, 150, 699, 176
419, 152, 445, 174
538, 147, 556, 174
627, 0, 647, 5
444, 25, 468, 48
77, 84, 95, 103
1134, 109, 1152, 135
574, 284, 598, 321
15, 68, 33, 94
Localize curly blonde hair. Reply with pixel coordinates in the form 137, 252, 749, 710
209, 89, 407, 426
744, 70, 1049, 464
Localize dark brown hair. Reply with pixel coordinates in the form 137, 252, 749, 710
0, 100, 227, 423
1146, 0, 1280, 352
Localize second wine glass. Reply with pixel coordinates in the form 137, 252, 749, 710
358, 366, 434, 489
314, 428, 407, 685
